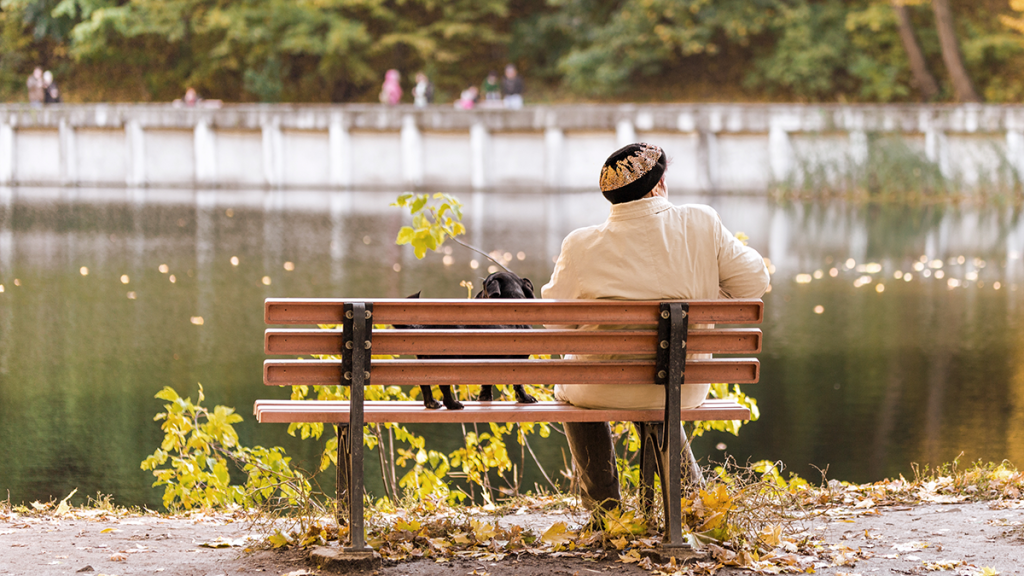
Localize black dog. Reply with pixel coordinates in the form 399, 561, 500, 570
400, 271, 540, 410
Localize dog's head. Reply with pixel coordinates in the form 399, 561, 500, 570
475, 271, 535, 300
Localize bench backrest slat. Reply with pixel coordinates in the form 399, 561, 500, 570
265, 298, 764, 325
265, 328, 762, 356
263, 358, 759, 387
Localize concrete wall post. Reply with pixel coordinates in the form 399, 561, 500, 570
697, 130, 719, 193
768, 123, 793, 183
125, 119, 145, 187
849, 130, 869, 167
0, 121, 13, 185
470, 122, 490, 189
1008, 130, 1024, 181
1005, 109, 1024, 181
262, 119, 284, 188
59, 118, 77, 186
400, 114, 423, 187
616, 118, 636, 147
544, 127, 564, 189
328, 114, 351, 188
194, 119, 216, 185
925, 128, 950, 179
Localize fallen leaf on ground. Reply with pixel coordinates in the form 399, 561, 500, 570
618, 549, 642, 563
268, 531, 290, 549
198, 537, 248, 548
540, 522, 573, 545
924, 559, 963, 570
893, 541, 929, 552
760, 524, 783, 546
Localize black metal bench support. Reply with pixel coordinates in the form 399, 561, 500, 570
654, 302, 689, 552
340, 302, 373, 555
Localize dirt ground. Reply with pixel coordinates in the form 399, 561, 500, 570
2, 501, 1022, 575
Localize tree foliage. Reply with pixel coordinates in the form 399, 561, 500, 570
4, 0, 1024, 102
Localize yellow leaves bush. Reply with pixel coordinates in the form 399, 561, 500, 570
141, 384, 310, 512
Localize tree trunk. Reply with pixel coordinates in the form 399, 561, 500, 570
892, 1, 940, 101
931, 0, 981, 102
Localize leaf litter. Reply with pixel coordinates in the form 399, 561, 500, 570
3, 460, 1024, 575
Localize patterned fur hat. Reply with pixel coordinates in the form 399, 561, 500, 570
599, 143, 666, 204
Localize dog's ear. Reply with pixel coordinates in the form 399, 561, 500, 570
484, 277, 502, 298
406, 291, 422, 299
521, 278, 535, 299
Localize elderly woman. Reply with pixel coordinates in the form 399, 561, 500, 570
541, 143, 770, 512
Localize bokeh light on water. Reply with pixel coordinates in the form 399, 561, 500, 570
0, 187, 1021, 506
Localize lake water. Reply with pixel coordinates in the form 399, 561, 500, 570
1, 187, 1022, 508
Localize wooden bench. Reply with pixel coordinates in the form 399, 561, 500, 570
256, 298, 764, 555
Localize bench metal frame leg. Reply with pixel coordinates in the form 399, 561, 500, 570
637, 421, 662, 519
637, 422, 705, 521
336, 423, 351, 523
654, 302, 689, 552
341, 302, 373, 554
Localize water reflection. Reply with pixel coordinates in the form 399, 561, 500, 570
0, 187, 1021, 506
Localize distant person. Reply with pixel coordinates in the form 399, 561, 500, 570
379, 69, 402, 105
412, 72, 434, 107
501, 64, 524, 109
43, 71, 61, 104
26, 67, 45, 107
480, 70, 502, 107
455, 85, 478, 110
173, 87, 221, 108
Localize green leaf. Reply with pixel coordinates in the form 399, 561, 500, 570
155, 387, 180, 402
410, 195, 428, 214
396, 226, 416, 245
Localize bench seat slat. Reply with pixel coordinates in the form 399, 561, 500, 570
265, 328, 762, 356
254, 400, 751, 424
265, 299, 763, 326
263, 358, 759, 386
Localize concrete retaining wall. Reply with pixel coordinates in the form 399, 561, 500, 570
2, 103, 1023, 192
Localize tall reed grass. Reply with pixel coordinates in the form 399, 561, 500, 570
775, 134, 1023, 202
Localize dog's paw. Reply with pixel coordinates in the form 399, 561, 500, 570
516, 392, 538, 404
478, 386, 494, 402
423, 398, 442, 410
444, 399, 465, 410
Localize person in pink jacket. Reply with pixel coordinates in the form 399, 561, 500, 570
379, 69, 402, 105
